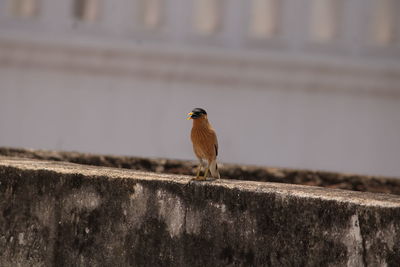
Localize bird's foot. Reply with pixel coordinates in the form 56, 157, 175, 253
191, 176, 219, 182
191, 176, 207, 181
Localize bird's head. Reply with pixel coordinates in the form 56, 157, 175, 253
187, 108, 207, 120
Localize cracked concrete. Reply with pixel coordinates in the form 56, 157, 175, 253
0, 156, 400, 266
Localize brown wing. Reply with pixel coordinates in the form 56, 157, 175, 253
213, 130, 218, 157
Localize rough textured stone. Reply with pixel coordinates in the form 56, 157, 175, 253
0, 156, 400, 266
1, 147, 400, 195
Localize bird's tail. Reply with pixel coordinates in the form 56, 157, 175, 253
209, 159, 220, 179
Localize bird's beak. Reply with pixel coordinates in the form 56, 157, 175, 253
186, 112, 193, 120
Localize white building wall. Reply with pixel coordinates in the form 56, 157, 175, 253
0, 0, 399, 177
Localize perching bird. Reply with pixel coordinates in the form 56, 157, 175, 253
187, 108, 220, 180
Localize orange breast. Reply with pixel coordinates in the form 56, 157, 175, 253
191, 126, 217, 162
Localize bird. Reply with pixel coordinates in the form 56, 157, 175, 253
187, 108, 220, 180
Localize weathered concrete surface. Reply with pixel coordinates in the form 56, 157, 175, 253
1, 147, 400, 195
1, 157, 400, 266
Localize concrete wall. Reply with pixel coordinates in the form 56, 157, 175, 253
1, 156, 400, 266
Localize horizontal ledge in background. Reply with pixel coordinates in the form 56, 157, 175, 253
0, 36, 399, 97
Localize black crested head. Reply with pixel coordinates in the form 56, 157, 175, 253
192, 108, 207, 115
190, 108, 207, 119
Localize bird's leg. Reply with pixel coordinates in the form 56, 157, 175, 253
195, 162, 202, 178
192, 159, 206, 181
203, 167, 209, 179
202, 161, 210, 179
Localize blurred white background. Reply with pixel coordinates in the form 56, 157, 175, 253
0, 0, 399, 177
